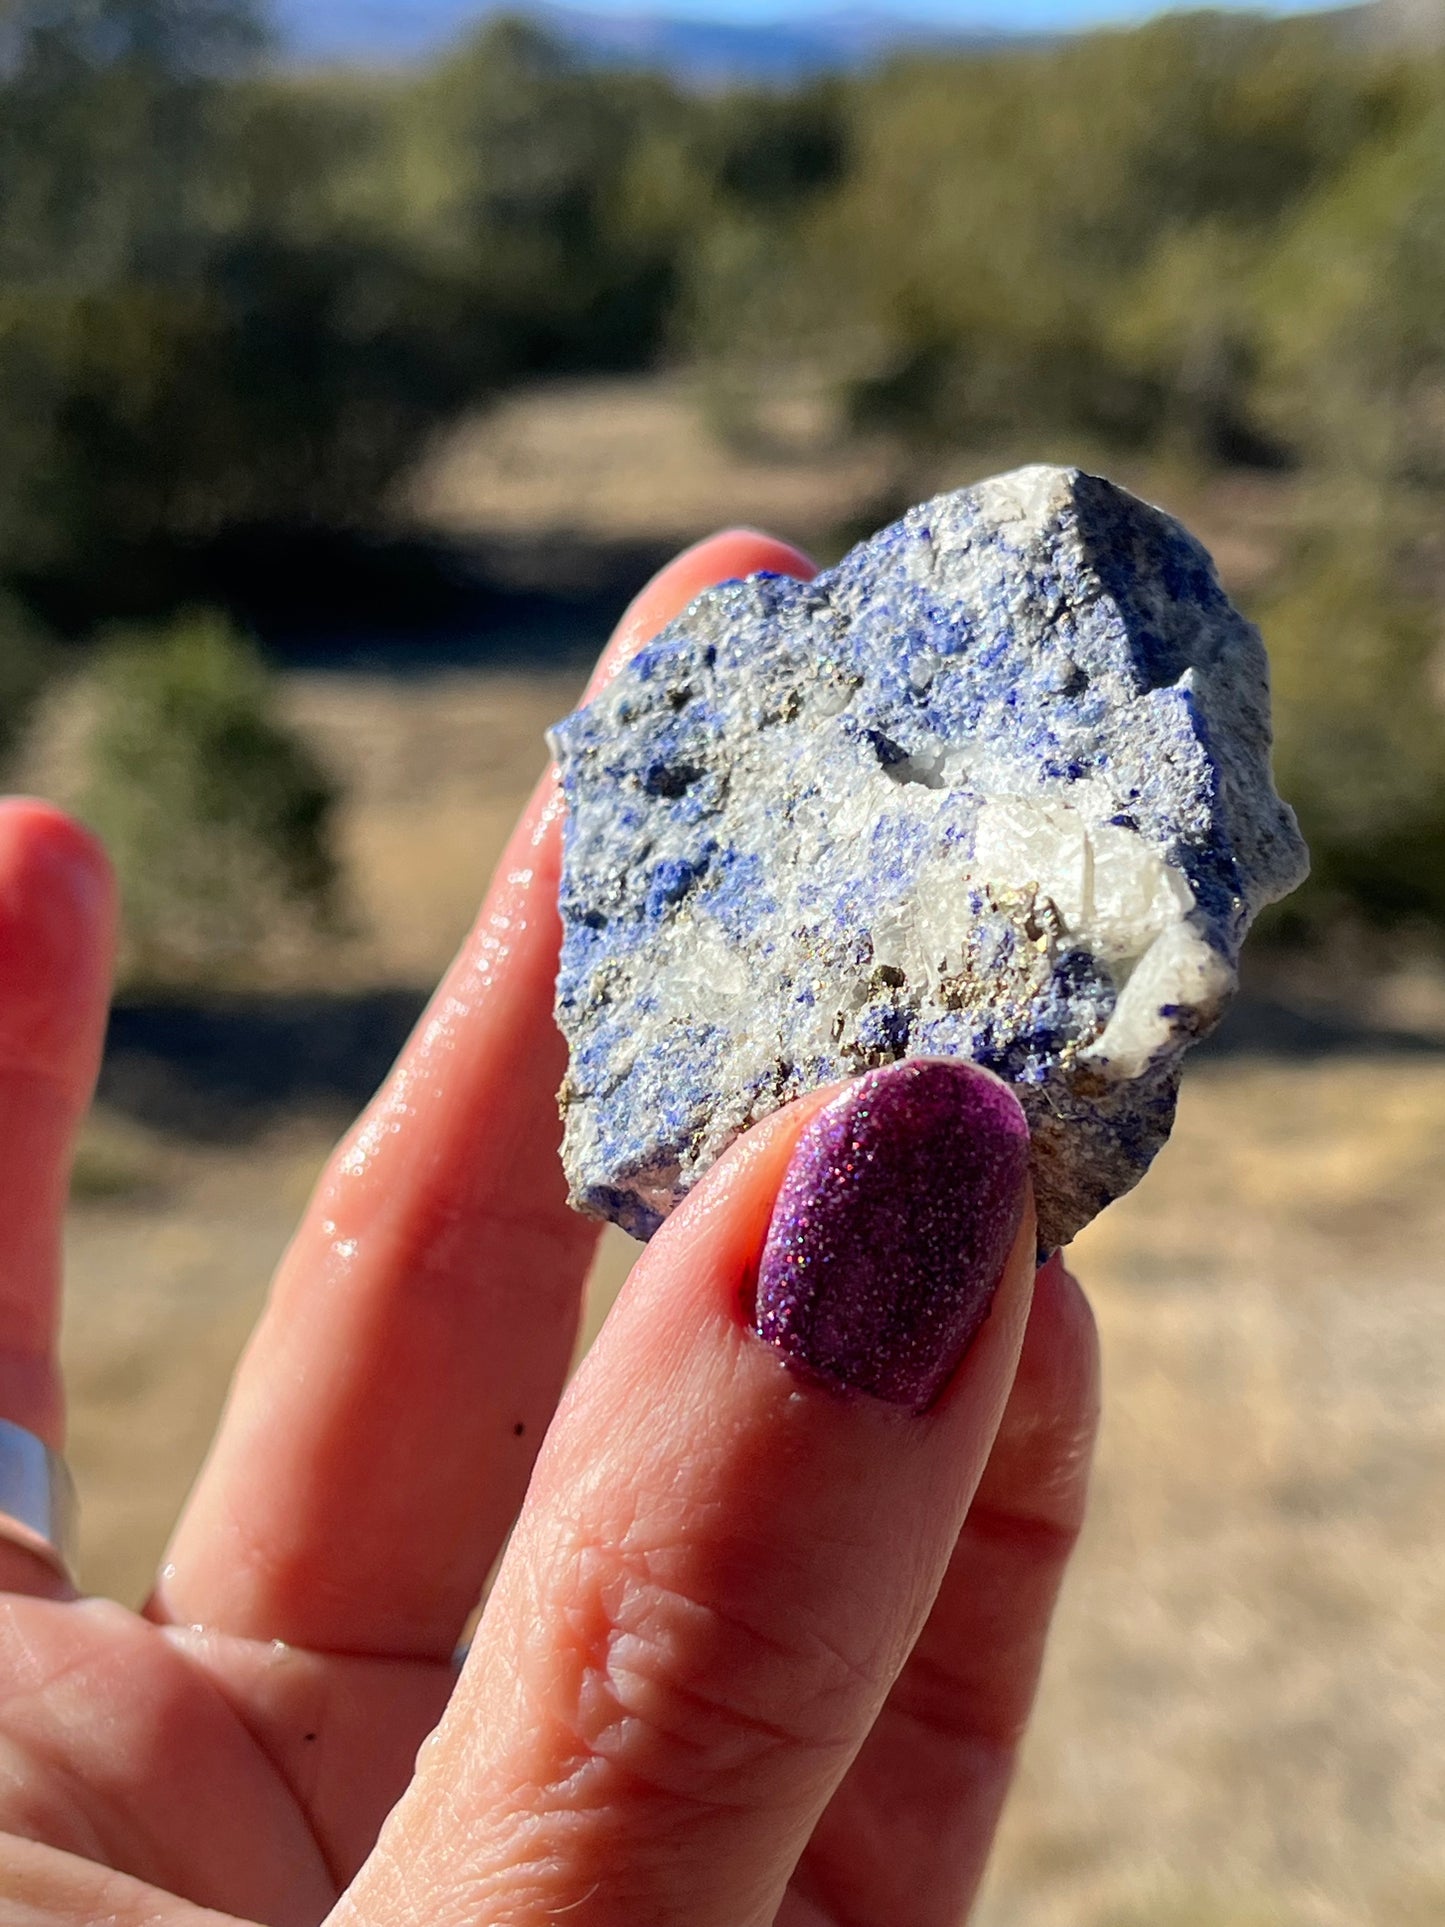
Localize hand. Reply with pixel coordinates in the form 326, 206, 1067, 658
0, 531, 1098, 1927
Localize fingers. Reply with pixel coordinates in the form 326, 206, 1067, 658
336, 1061, 1040, 1927
786, 1251, 1100, 1927
0, 801, 116, 1597
158, 531, 816, 1659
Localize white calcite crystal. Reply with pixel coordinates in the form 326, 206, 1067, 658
550, 466, 1309, 1247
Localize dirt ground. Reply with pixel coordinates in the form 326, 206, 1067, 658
45, 381, 1445, 1925
402, 371, 1299, 597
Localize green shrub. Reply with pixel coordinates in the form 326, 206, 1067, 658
76, 609, 341, 985
1253, 508, 1445, 936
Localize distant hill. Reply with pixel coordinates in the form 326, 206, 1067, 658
537, 6, 1023, 81
269, 4, 1433, 80
270, 2, 1028, 79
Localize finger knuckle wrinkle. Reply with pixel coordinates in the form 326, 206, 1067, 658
896, 1643, 1032, 1755
544, 1532, 873, 1810
965, 1498, 1084, 1567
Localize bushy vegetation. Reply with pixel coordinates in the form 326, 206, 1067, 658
3, 1, 1445, 946
814, 16, 1416, 465
1252, 503, 1445, 936
76, 610, 340, 984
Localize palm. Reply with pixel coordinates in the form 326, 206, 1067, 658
0, 1594, 451, 1921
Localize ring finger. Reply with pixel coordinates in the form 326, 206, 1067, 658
0, 800, 117, 1598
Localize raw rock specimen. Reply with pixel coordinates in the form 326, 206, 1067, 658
550, 465, 1308, 1249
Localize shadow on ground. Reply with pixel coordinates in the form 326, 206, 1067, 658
99, 992, 429, 1137
98, 984, 1445, 1142
29, 524, 686, 673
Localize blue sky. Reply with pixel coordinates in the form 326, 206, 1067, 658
543, 1, 1343, 20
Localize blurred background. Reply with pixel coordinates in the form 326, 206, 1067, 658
1, 0, 1441, 1920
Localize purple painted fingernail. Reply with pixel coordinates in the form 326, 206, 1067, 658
754, 1060, 1031, 1412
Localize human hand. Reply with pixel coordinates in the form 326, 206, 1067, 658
0, 531, 1098, 1927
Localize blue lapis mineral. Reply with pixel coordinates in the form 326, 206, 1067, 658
550, 466, 1308, 1249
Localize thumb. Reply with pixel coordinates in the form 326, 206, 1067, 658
335, 1058, 1036, 1927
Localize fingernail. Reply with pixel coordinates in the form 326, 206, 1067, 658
754, 1060, 1031, 1412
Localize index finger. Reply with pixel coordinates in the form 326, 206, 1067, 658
156, 531, 816, 1660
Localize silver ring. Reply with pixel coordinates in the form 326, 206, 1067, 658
0, 1419, 76, 1584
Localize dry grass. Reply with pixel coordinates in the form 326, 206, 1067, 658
402, 373, 897, 551
284, 668, 580, 984
63, 1120, 334, 1605
981, 1058, 1445, 1927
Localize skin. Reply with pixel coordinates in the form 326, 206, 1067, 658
0, 531, 1100, 1927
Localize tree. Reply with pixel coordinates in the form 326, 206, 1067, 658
1254, 88, 1445, 487
413, 18, 681, 372
0, 1, 488, 583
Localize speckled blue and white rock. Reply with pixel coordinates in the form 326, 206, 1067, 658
550, 465, 1308, 1249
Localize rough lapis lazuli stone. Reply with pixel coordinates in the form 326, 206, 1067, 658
549, 466, 1308, 1248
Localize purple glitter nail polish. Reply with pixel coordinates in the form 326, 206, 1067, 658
754, 1060, 1031, 1412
